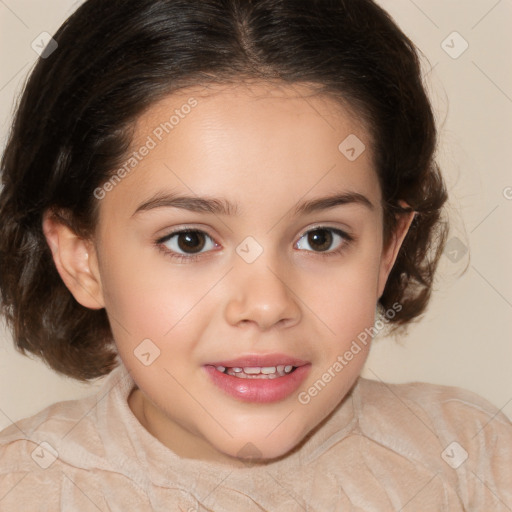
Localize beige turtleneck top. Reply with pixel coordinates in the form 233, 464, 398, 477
1, 363, 511, 511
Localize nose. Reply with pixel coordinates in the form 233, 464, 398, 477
224, 252, 302, 331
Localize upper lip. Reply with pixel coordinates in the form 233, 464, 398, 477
206, 353, 310, 368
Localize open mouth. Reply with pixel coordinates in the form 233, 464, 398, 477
203, 356, 310, 403
212, 365, 297, 379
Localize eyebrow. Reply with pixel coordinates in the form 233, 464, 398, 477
131, 190, 374, 218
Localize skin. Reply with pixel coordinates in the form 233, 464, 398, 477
43, 81, 414, 467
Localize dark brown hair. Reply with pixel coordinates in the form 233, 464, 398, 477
0, 0, 448, 380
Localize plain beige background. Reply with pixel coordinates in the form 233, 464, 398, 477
0, 0, 511, 432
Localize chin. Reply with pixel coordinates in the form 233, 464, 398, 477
211, 425, 309, 464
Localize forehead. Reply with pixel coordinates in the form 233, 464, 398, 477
135, 80, 370, 150
100, 81, 380, 220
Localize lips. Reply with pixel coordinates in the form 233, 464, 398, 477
203, 353, 311, 403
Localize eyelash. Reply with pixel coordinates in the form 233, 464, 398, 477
155, 226, 354, 263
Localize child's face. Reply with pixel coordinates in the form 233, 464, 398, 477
88, 81, 409, 464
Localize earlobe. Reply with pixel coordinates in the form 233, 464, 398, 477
377, 207, 416, 299
42, 211, 105, 310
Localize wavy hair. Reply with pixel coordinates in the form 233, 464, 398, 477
0, 0, 448, 380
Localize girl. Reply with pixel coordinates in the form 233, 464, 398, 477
0, 0, 511, 510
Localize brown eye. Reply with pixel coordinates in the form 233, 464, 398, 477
307, 229, 333, 252
296, 227, 350, 254
159, 229, 216, 257
176, 231, 206, 253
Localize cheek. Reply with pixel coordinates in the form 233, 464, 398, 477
308, 253, 382, 334
300, 261, 380, 404
97, 239, 206, 344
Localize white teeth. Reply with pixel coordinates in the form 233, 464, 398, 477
243, 367, 261, 374
216, 365, 297, 378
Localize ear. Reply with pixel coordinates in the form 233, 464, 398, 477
376, 205, 415, 299
42, 210, 105, 310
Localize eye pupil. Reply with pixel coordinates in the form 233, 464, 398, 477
178, 232, 205, 253
308, 229, 332, 252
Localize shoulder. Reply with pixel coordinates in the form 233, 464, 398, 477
0, 390, 103, 464
352, 377, 512, 508
0, 393, 106, 510
354, 377, 512, 435
0, 367, 144, 510
0, 365, 131, 471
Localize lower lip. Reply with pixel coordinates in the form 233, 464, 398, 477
203, 365, 311, 403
